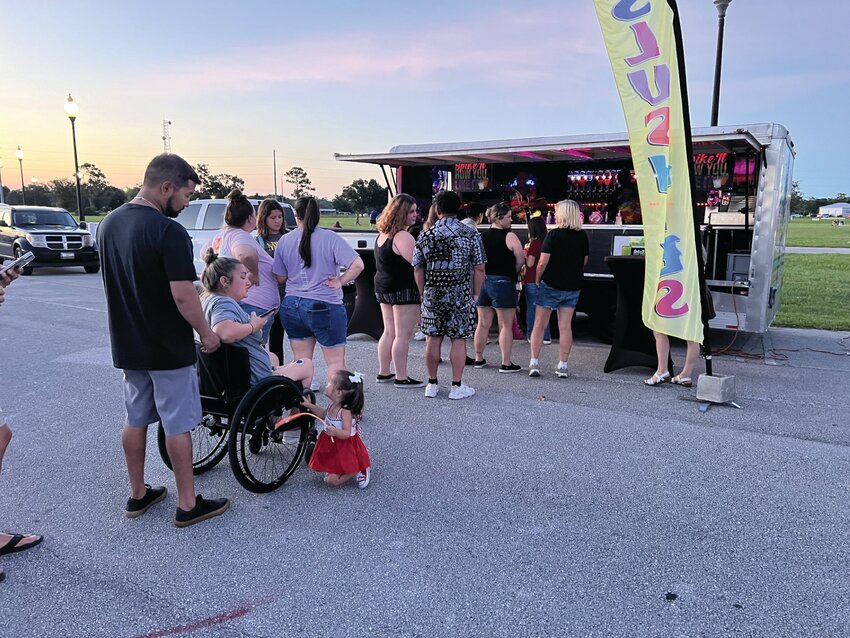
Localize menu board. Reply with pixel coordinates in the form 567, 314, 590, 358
454, 163, 491, 192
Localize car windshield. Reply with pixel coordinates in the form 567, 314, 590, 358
13, 210, 77, 227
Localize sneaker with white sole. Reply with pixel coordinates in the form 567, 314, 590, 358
448, 383, 475, 400
498, 363, 522, 374
413, 330, 426, 341
356, 467, 371, 489
425, 383, 439, 398
556, 363, 570, 378
528, 362, 540, 377
543, 338, 552, 345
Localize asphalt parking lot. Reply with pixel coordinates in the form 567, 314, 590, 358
1, 269, 849, 637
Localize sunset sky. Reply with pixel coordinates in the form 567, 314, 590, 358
1, 1, 847, 198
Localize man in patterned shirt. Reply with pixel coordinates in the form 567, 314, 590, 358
413, 190, 485, 400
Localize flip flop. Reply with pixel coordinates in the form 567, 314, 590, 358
0, 533, 43, 556
671, 375, 693, 387
0, 567, 5, 583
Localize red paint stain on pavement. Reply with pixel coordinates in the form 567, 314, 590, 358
131, 605, 251, 638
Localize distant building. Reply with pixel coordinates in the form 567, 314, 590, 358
817, 202, 850, 218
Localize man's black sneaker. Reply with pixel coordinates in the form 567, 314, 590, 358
376, 373, 395, 383
472, 359, 488, 369
125, 484, 167, 519
465, 356, 477, 366
175, 495, 231, 528
498, 363, 522, 374
394, 377, 426, 388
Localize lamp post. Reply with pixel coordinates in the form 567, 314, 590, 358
15, 146, 25, 205
710, 0, 732, 127
64, 94, 85, 222
0, 160, 5, 204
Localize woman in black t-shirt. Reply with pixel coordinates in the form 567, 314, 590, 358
257, 199, 288, 363
527, 199, 589, 379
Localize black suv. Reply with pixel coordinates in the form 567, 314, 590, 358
0, 205, 99, 274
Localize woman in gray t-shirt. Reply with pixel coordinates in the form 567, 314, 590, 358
200, 250, 313, 387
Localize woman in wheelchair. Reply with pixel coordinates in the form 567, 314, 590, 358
200, 250, 313, 386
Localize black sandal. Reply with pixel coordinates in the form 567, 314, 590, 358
0, 533, 43, 556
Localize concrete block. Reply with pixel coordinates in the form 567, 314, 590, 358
696, 373, 737, 404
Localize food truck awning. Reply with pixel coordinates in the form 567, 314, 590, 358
335, 123, 788, 167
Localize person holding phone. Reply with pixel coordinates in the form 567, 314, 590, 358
200, 250, 313, 386
0, 265, 44, 583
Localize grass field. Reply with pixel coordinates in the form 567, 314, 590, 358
774, 254, 850, 331
786, 217, 850, 248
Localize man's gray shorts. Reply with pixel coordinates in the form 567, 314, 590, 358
122, 366, 201, 436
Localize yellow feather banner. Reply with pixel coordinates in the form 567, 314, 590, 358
594, 0, 703, 343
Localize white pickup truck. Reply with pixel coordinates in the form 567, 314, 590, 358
172, 198, 296, 274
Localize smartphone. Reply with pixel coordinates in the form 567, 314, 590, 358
0, 251, 35, 274
259, 307, 277, 318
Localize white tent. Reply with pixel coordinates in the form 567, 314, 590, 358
817, 202, 850, 218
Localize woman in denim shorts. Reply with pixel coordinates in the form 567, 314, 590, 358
273, 197, 365, 384
527, 200, 589, 379
472, 202, 526, 373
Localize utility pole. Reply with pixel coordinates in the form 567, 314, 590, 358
0, 159, 4, 204
273, 150, 279, 201
162, 119, 172, 153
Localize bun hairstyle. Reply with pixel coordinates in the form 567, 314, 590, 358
200, 248, 242, 293
294, 196, 321, 268
332, 369, 365, 417
224, 189, 254, 228
486, 202, 511, 223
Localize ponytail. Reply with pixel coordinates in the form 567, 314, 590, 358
294, 196, 320, 268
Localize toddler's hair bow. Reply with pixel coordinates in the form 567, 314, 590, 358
349, 371, 364, 384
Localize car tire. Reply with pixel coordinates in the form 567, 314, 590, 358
84, 264, 100, 274
14, 247, 34, 276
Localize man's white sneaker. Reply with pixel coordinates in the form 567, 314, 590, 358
413, 330, 426, 341
556, 364, 570, 378
425, 383, 439, 398
356, 467, 371, 489
528, 362, 541, 377
448, 383, 475, 400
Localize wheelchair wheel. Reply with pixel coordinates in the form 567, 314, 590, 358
227, 376, 311, 493
157, 415, 229, 475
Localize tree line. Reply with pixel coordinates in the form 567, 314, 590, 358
791, 181, 849, 216
1, 164, 388, 216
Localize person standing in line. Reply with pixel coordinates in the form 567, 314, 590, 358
256, 199, 288, 362
527, 199, 589, 379
204, 190, 279, 345
0, 267, 43, 582
472, 202, 525, 373
413, 190, 485, 400
98, 153, 230, 528
522, 215, 552, 345
274, 196, 364, 386
374, 194, 424, 388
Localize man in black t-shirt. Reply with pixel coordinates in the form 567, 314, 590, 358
98, 154, 229, 528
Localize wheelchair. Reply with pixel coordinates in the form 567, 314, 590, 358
157, 344, 319, 493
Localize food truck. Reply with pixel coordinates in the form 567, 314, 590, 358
334, 123, 795, 338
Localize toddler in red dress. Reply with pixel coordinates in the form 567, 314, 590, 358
302, 370, 371, 488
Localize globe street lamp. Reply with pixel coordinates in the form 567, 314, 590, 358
15, 146, 25, 205
64, 94, 85, 222
710, 0, 732, 127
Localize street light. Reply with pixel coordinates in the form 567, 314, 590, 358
64, 93, 85, 222
15, 146, 25, 205
710, 0, 732, 127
